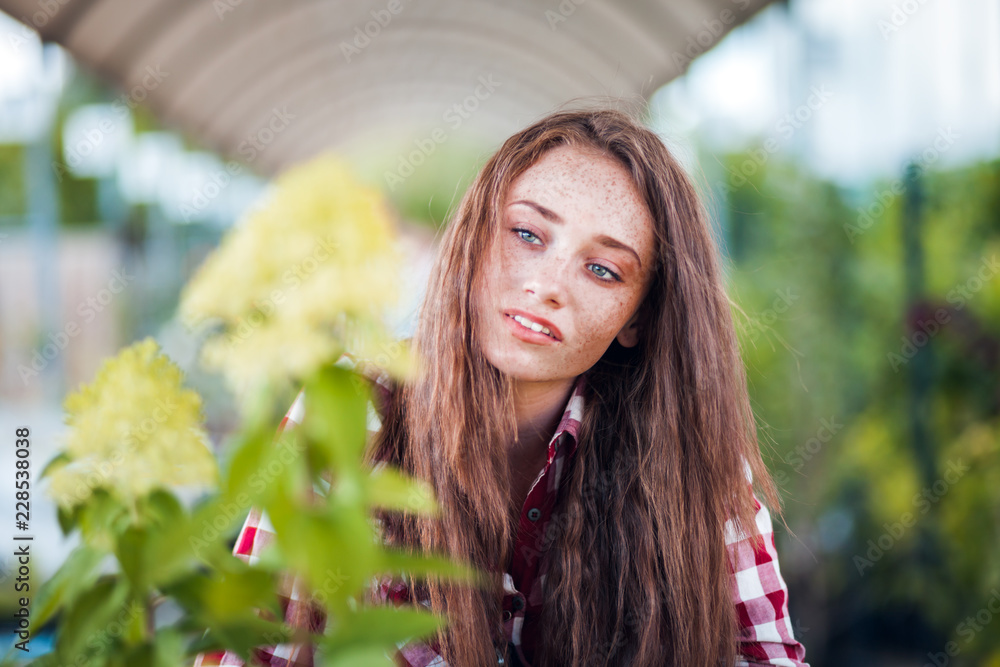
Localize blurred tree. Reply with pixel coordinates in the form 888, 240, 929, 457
712, 142, 1000, 665
0, 144, 26, 219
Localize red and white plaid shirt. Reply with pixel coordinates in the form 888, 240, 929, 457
195, 369, 808, 667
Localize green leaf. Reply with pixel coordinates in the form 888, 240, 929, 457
54, 576, 131, 664
143, 493, 234, 588
267, 481, 376, 609
220, 421, 273, 503
3, 652, 58, 667
122, 640, 154, 667
116, 628, 184, 667
188, 497, 249, 558
56, 502, 79, 535
143, 489, 185, 523
221, 418, 303, 508
322, 605, 447, 659
116, 526, 149, 593
203, 569, 281, 619
152, 628, 186, 667
365, 466, 440, 516
38, 451, 71, 480
304, 365, 369, 469
78, 489, 130, 545
319, 644, 395, 667
32, 544, 106, 629
165, 568, 295, 660
180, 614, 292, 657
163, 566, 281, 625
193, 614, 298, 662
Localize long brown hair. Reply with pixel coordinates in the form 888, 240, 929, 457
366, 105, 781, 667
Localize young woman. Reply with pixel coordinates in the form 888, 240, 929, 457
196, 107, 809, 667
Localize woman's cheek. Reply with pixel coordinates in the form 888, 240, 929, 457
576, 319, 613, 353
601, 303, 635, 345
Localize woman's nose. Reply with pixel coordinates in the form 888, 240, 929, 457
523, 255, 569, 306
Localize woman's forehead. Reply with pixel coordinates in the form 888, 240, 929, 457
506, 145, 636, 204
503, 146, 653, 239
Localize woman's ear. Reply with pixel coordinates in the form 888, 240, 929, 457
615, 306, 644, 348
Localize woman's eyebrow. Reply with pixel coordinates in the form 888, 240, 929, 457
510, 199, 562, 222
595, 234, 642, 268
510, 199, 642, 268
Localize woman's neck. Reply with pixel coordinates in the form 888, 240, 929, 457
506, 376, 576, 507
510, 376, 575, 450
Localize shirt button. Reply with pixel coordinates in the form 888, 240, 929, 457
527, 507, 541, 521
511, 595, 525, 612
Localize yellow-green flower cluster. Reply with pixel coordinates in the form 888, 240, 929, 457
45, 338, 218, 510
178, 153, 415, 400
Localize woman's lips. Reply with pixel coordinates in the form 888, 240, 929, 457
503, 308, 563, 340
503, 312, 560, 345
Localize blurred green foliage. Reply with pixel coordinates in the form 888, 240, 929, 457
9, 354, 480, 667
715, 147, 1000, 664
0, 144, 26, 217
0, 65, 196, 230
347, 128, 491, 229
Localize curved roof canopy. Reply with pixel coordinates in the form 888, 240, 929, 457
2, 0, 773, 177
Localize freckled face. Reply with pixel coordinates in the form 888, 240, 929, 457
475, 144, 657, 383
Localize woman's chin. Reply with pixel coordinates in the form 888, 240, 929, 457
495, 356, 575, 385
484, 350, 547, 381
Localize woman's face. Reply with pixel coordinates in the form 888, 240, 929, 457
476, 143, 657, 384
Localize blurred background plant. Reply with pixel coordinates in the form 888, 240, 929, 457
719, 153, 1000, 664
3, 154, 480, 666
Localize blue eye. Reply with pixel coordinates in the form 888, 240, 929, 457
588, 264, 621, 282
514, 228, 541, 245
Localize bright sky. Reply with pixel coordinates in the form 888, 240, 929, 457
652, 0, 1000, 185
0, 12, 67, 141
0, 12, 38, 89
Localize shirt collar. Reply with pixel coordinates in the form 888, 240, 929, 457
547, 372, 587, 461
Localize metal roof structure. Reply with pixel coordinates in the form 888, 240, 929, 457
1, 0, 775, 176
